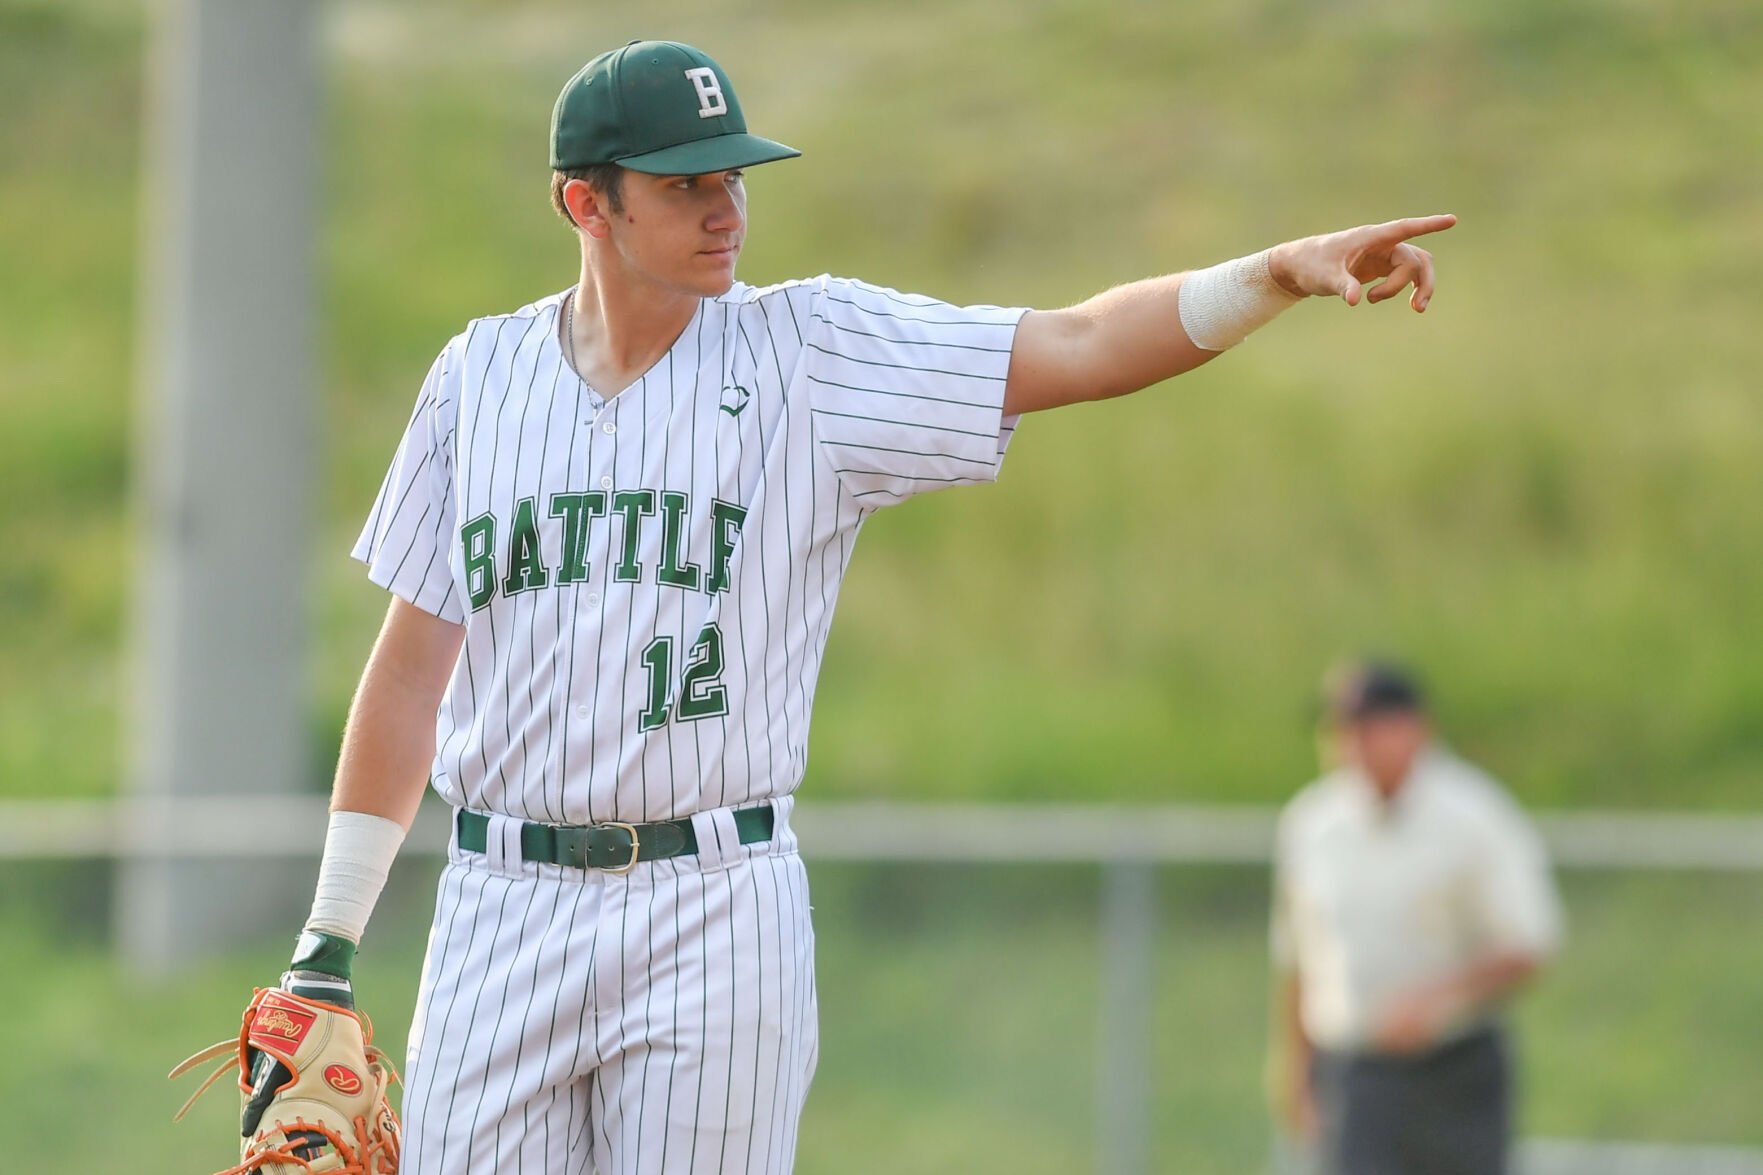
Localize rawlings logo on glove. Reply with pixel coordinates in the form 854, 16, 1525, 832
252, 1002, 318, 1049
171, 987, 401, 1174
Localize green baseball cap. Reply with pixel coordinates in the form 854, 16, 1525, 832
550, 40, 801, 175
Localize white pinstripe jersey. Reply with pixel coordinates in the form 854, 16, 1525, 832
354, 276, 1025, 825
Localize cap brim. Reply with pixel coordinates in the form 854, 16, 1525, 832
616, 133, 801, 175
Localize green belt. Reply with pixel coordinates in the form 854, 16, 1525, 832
455, 805, 775, 873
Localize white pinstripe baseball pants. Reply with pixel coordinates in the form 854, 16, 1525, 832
399, 805, 819, 1174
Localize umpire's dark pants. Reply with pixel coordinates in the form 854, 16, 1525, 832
1310, 1026, 1512, 1175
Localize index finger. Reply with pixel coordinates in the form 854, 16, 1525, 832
1376, 214, 1458, 242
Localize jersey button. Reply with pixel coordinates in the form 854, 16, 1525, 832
599, 476, 613, 490
602, 421, 616, 435
585, 593, 600, 607
575, 705, 589, 719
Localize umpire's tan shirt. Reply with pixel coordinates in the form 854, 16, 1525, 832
1271, 747, 1562, 1052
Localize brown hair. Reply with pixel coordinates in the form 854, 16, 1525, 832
550, 163, 626, 227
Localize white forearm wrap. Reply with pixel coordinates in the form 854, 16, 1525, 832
304, 810, 407, 943
1177, 248, 1302, 351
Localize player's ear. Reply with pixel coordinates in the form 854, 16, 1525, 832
563, 178, 615, 239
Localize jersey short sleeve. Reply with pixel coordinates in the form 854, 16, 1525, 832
1468, 791, 1565, 959
802, 277, 1026, 507
351, 340, 465, 623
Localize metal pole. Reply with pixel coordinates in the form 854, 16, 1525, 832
119, 0, 321, 971
1097, 861, 1157, 1174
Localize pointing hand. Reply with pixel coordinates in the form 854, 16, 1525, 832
1268, 214, 1458, 312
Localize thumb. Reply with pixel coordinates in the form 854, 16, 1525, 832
1340, 274, 1363, 306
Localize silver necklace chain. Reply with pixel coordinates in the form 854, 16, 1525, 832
564, 289, 577, 375
565, 289, 598, 400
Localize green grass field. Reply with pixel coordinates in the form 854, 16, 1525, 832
3, 862, 1759, 1172
4, 0, 1761, 808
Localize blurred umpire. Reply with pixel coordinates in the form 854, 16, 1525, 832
1269, 661, 1563, 1175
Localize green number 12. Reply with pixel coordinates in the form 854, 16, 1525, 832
638, 624, 730, 732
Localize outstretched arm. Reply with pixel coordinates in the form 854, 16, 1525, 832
1002, 214, 1457, 415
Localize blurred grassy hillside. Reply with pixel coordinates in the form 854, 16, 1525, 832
3, 0, 1760, 805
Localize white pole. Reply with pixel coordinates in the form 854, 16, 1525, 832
120, 0, 321, 971
1097, 861, 1157, 1173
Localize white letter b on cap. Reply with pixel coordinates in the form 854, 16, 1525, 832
684, 67, 728, 119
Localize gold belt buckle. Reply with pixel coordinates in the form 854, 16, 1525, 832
602, 821, 641, 874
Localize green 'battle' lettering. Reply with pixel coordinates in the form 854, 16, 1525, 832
461, 487, 749, 607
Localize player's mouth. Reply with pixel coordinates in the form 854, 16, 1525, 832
701, 241, 741, 259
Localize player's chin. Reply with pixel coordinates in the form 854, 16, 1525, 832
690, 251, 740, 295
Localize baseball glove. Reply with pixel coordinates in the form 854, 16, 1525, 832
170, 987, 401, 1174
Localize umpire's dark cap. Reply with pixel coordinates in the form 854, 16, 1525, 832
1325, 660, 1427, 722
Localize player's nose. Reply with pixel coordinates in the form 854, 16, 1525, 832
704, 187, 744, 233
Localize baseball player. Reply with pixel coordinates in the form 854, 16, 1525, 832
174, 39, 1455, 1175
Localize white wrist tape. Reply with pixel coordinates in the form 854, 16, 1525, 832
1177, 248, 1302, 351
304, 810, 406, 943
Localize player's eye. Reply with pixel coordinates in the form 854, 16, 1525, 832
725, 170, 744, 185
